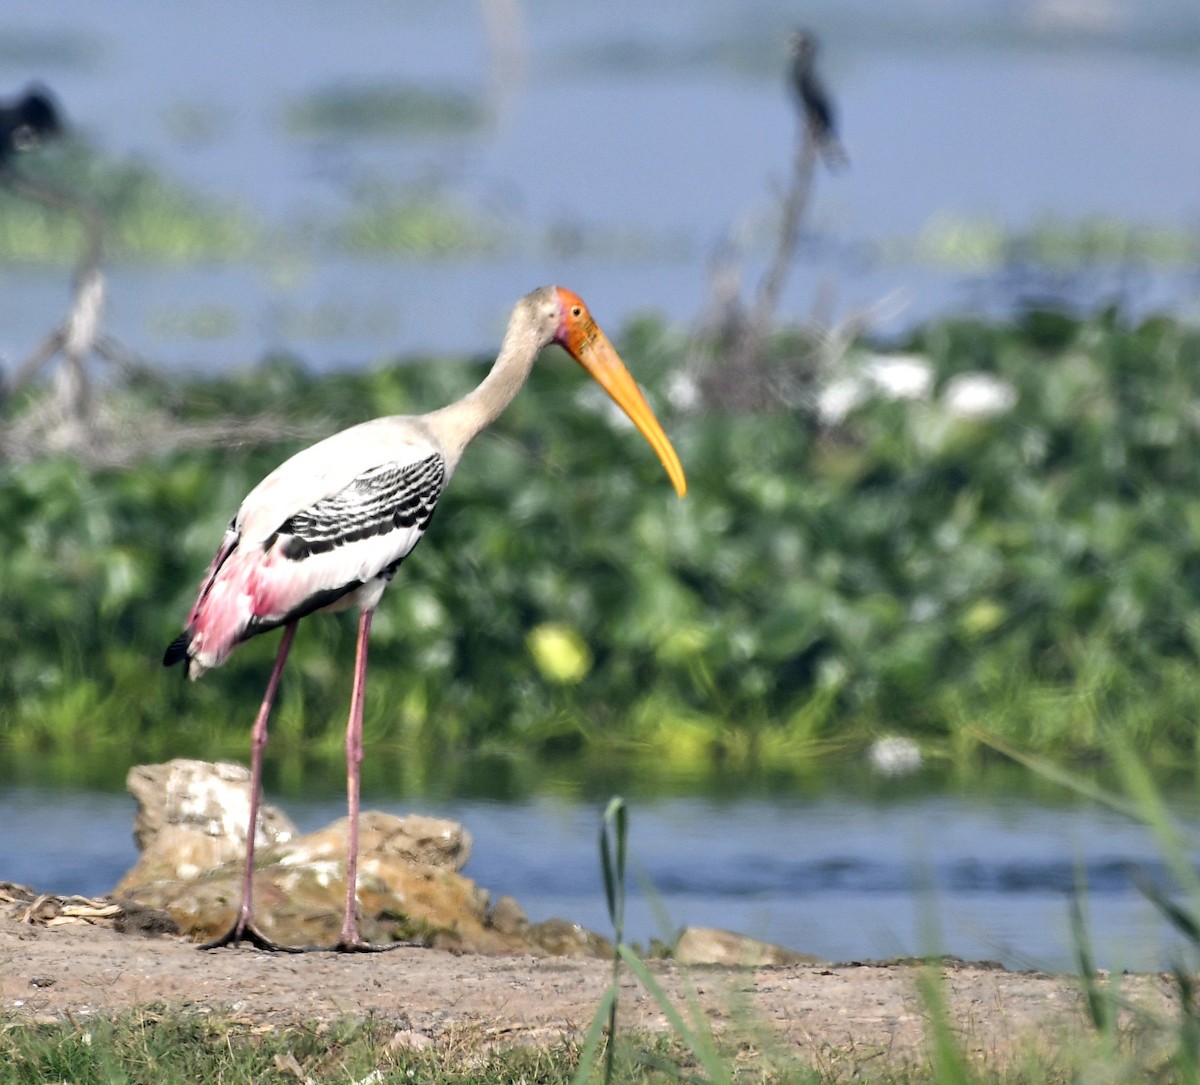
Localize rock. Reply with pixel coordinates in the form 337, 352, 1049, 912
388, 1030, 434, 1052
674, 926, 822, 967
292, 810, 471, 872
112, 900, 181, 937
114, 760, 606, 956
113, 760, 818, 963
117, 759, 297, 893
489, 895, 529, 937
527, 918, 613, 958
120, 837, 518, 953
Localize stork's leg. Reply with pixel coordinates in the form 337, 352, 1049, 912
334, 606, 389, 952
201, 621, 300, 952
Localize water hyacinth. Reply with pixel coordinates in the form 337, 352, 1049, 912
527, 623, 593, 686
867, 735, 922, 777
4, 307, 1200, 784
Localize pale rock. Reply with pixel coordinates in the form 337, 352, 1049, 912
114, 760, 598, 955
114, 760, 819, 962
118, 760, 297, 892
127, 759, 297, 850
387, 1030, 434, 1052
674, 926, 821, 967
490, 895, 529, 937
527, 918, 613, 957
285, 810, 471, 873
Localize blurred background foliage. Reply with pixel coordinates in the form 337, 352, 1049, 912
4, 304, 1200, 790
0, 144, 260, 266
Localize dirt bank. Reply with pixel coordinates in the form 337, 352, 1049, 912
0, 915, 1179, 1070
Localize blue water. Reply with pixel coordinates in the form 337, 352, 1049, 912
0, 0, 1197, 369
2, 784, 1196, 973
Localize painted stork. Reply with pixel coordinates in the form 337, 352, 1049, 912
164, 286, 687, 951
787, 30, 848, 169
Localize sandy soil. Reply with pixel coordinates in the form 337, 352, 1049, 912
0, 913, 1181, 1071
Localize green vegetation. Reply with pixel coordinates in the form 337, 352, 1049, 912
284, 83, 485, 138
0, 146, 260, 266
0, 146, 498, 267
908, 212, 1200, 270
3, 307, 1200, 790
0, 1012, 575, 1085
334, 186, 505, 258
0, 1012, 878, 1085
993, 737, 1200, 1084
9, 138, 1193, 273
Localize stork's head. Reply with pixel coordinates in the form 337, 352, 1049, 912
550, 286, 687, 498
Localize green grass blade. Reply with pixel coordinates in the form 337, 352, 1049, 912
1111, 739, 1200, 901
969, 729, 1141, 819
597, 796, 630, 1085
1069, 879, 1114, 1035
617, 944, 731, 1085
570, 984, 618, 1085
1134, 870, 1200, 947
916, 965, 974, 1085
600, 796, 628, 942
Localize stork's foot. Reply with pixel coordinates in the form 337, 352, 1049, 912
199, 919, 304, 953
332, 936, 402, 953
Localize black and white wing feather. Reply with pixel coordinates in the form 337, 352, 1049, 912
276, 454, 445, 561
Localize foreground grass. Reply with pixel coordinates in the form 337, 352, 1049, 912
0, 1012, 573, 1085
0, 1004, 1185, 1085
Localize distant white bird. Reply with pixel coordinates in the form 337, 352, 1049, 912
165, 286, 687, 951
942, 373, 1018, 419
817, 354, 934, 425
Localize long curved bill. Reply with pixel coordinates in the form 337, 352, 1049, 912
556, 289, 687, 498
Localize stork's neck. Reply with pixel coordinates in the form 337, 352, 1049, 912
421, 315, 544, 468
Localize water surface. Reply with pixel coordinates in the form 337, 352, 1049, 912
0, 0, 1197, 369
3, 784, 1194, 973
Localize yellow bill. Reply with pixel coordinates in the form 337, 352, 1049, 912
556, 287, 688, 498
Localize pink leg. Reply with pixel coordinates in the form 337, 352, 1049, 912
335, 607, 377, 951
201, 621, 299, 951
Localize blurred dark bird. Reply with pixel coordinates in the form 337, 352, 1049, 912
0, 85, 64, 167
787, 31, 848, 169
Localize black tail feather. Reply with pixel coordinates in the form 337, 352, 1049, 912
163, 631, 192, 668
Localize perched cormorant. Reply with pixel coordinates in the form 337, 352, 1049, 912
0, 85, 63, 167
787, 31, 848, 169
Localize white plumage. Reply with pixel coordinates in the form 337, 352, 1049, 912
165, 286, 686, 951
